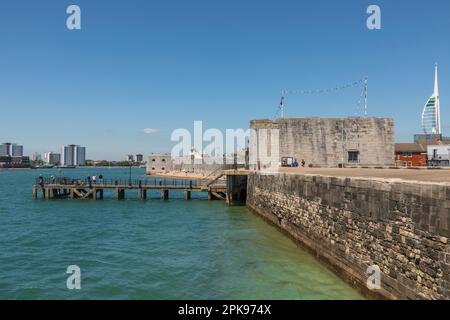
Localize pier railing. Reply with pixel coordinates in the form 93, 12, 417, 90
34, 176, 224, 188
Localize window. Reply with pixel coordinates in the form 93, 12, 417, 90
152, 167, 155, 170
152, 159, 155, 162
161, 167, 165, 170
348, 151, 359, 163
162, 159, 166, 162
402, 152, 412, 157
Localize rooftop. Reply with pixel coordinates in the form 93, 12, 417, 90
395, 143, 426, 153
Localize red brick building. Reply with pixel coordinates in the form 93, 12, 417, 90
395, 143, 427, 167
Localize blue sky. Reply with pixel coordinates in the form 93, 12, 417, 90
0, 0, 449, 160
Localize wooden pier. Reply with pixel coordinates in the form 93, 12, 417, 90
32, 176, 227, 201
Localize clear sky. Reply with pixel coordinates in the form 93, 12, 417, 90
1, 0, 449, 160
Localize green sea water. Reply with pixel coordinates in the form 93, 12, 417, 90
0, 167, 363, 299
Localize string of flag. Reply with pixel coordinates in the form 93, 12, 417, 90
275, 77, 368, 119
282, 79, 364, 96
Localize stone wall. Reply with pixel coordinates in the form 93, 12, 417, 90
147, 154, 244, 175
249, 117, 395, 168
147, 154, 173, 174
246, 172, 449, 299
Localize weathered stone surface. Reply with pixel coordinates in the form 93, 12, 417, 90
249, 117, 395, 168
246, 172, 450, 300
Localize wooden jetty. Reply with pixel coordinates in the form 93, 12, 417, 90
32, 175, 228, 201
32, 170, 250, 205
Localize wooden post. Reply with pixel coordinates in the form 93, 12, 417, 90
32, 186, 37, 199
184, 190, 191, 200
117, 188, 125, 200
70, 188, 74, 199
138, 189, 147, 200
161, 189, 169, 200
99, 189, 104, 199
92, 188, 97, 200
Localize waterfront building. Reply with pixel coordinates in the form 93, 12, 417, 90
31, 152, 41, 161
147, 153, 172, 174
76, 146, 86, 166
136, 154, 144, 163
146, 151, 244, 175
11, 144, 23, 157
421, 64, 441, 134
0, 144, 8, 156
61, 145, 86, 166
427, 144, 450, 166
126, 154, 134, 162
394, 143, 427, 167
0, 156, 30, 168
0, 142, 23, 157
44, 152, 61, 165
249, 117, 395, 168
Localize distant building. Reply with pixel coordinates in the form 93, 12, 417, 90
0, 156, 30, 168
427, 145, 450, 167
146, 151, 245, 175
31, 152, 42, 161
0, 143, 23, 157
136, 154, 144, 163
76, 146, 86, 165
11, 144, 23, 157
44, 152, 61, 165
147, 154, 172, 174
126, 154, 134, 162
61, 145, 86, 166
395, 143, 427, 167
0, 144, 8, 156
421, 64, 441, 134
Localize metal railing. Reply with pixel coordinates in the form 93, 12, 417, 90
34, 176, 224, 188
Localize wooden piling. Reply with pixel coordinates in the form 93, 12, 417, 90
116, 188, 125, 200
184, 190, 191, 200
138, 189, 147, 200
161, 189, 169, 200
